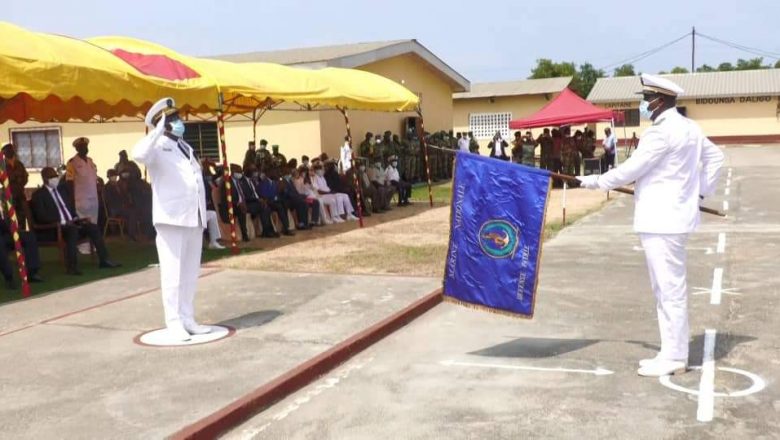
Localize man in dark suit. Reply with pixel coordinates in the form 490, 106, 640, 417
280, 162, 318, 229
0, 213, 43, 289
30, 167, 120, 275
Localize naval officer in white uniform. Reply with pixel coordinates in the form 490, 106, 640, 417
133, 98, 211, 341
578, 74, 724, 377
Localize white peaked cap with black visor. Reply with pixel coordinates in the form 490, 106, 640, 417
145, 97, 179, 129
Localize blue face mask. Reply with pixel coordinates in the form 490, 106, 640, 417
170, 119, 186, 137
639, 98, 659, 120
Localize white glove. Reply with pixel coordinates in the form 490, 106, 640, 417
153, 113, 166, 138
576, 175, 600, 190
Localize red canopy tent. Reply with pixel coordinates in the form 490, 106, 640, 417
509, 88, 616, 129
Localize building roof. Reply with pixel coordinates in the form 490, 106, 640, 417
588, 69, 780, 103
453, 77, 572, 99
212, 39, 469, 92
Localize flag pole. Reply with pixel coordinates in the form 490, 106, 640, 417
0, 162, 30, 296
339, 108, 365, 228
216, 92, 240, 255
415, 109, 434, 207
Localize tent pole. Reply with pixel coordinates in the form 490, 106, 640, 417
216, 92, 240, 255
0, 162, 30, 297
252, 108, 257, 145
339, 108, 364, 228
416, 109, 434, 207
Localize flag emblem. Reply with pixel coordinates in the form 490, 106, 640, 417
478, 220, 519, 259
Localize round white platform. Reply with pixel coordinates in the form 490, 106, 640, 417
135, 325, 234, 347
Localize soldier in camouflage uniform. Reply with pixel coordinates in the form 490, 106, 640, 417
359, 132, 373, 162
254, 139, 273, 173
468, 132, 480, 155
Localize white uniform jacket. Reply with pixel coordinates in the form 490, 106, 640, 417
132, 129, 207, 228
596, 108, 724, 234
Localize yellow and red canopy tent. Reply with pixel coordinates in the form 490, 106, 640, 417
0, 22, 426, 268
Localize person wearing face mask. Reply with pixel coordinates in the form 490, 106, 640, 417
294, 165, 334, 225
279, 162, 318, 229
254, 139, 272, 171
310, 162, 351, 222
114, 150, 142, 180
31, 167, 120, 276
1, 143, 29, 229
577, 74, 724, 377
385, 155, 411, 206
300, 155, 311, 172
601, 127, 617, 172
345, 159, 376, 215
65, 137, 100, 256
132, 97, 210, 341
339, 135, 353, 174
243, 141, 257, 172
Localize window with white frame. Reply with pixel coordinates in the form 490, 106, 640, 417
469, 112, 512, 139
10, 127, 63, 169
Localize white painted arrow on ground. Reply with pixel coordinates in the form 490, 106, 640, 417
440, 360, 614, 376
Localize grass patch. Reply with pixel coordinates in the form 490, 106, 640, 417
0, 240, 253, 305
411, 181, 453, 203
322, 242, 450, 277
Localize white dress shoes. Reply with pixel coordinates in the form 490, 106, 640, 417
184, 322, 212, 335
639, 355, 662, 367
208, 242, 225, 250
637, 359, 687, 377
167, 323, 192, 341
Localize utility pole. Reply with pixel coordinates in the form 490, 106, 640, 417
691, 26, 696, 73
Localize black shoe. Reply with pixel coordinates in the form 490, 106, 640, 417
242, 237, 251, 243
99, 260, 121, 269
263, 232, 280, 238
5, 278, 17, 290
66, 268, 83, 276
28, 273, 44, 283
282, 230, 295, 236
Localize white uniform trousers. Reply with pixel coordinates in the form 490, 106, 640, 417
639, 233, 689, 361
155, 223, 203, 328
205, 210, 221, 243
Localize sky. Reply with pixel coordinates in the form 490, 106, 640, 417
6, 0, 780, 84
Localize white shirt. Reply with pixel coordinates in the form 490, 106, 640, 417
132, 129, 207, 228
47, 186, 73, 225
596, 108, 724, 234
339, 143, 353, 173
385, 165, 400, 182
368, 166, 386, 185
457, 138, 469, 152
312, 174, 331, 193
603, 133, 617, 153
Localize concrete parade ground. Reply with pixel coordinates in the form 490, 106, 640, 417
0, 146, 777, 439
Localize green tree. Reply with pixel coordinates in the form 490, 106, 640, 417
775, 60, 780, 69
613, 64, 636, 77
696, 64, 716, 72
670, 66, 689, 74
529, 59, 577, 79
575, 62, 606, 98
735, 57, 768, 70
717, 62, 735, 71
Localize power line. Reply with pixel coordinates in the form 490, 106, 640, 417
597, 32, 692, 71
696, 32, 780, 60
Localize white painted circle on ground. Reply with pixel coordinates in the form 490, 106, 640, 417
659, 366, 766, 397
135, 325, 234, 347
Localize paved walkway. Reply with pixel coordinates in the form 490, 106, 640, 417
0, 266, 438, 439
226, 146, 780, 440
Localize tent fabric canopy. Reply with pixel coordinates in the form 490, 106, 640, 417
508, 88, 614, 129
0, 22, 419, 124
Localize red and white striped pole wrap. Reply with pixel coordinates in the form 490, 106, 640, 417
416, 110, 434, 207
339, 109, 364, 227
216, 94, 240, 255
0, 161, 30, 296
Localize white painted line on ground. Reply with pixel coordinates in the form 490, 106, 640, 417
660, 366, 765, 397
440, 360, 613, 376
723, 201, 729, 211
697, 329, 717, 422
711, 268, 724, 305
716, 233, 726, 254
726, 179, 731, 187
725, 187, 730, 196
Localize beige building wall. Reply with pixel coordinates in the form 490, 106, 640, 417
596, 97, 780, 143
453, 94, 556, 140
1, 119, 147, 187
223, 110, 323, 166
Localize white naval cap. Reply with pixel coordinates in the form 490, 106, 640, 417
637, 73, 684, 97
144, 97, 178, 129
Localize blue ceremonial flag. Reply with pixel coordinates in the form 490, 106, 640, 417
443, 152, 552, 318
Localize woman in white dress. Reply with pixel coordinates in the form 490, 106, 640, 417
293, 167, 338, 224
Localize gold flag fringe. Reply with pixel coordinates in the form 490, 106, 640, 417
442, 294, 534, 320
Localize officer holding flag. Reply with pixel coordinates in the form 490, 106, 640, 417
578, 74, 724, 377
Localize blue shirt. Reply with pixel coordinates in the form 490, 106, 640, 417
257, 178, 278, 201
